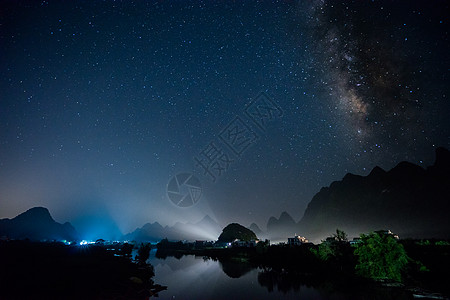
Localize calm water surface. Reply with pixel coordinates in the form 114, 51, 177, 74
147, 250, 412, 300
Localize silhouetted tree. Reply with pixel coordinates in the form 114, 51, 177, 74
256, 239, 270, 254
137, 243, 152, 265
121, 243, 133, 257
156, 238, 169, 250
333, 229, 348, 242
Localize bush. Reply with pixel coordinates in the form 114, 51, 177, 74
354, 232, 409, 282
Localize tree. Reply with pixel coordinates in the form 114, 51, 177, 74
256, 239, 270, 254
333, 228, 348, 242
311, 242, 335, 262
137, 243, 152, 265
310, 229, 355, 276
353, 231, 409, 282
121, 243, 134, 257
311, 229, 349, 261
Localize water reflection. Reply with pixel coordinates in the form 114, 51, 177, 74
257, 270, 306, 294
219, 259, 253, 278
148, 251, 412, 299
255, 269, 413, 299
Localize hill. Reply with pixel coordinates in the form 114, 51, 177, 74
249, 223, 262, 235
217, 223, 258, 243
0, 207, 78, 241
124, 215, 221, 242
298, 147, 450, 241
266, 211, 298, 240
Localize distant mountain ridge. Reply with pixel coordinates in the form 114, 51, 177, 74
242, 212, 299, 242
0, 207, 78, 241
298, 147, 450, 240
124, 215, 222, 242
249, 223, 262, 235
3, 149, 448, 243
264, 211, 298, 240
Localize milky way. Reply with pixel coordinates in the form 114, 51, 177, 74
307, 1, 448, 158
0, 1, 448, 237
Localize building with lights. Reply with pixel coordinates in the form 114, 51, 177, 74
287, 235, 309, 246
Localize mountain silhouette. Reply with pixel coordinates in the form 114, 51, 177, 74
195, 215, 222, 232
265, 211, 298, 240
0, 207, 78, 241
124, 215, 222, 242
298, 147, 450, 241
249, 223, 262, 235
124, 222, 166, 242
217, 223, 257, 243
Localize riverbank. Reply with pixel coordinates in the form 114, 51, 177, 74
155, 239, 450, 299
0, 240, 165, 299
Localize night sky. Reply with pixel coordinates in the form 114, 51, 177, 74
1, 1, 449, 238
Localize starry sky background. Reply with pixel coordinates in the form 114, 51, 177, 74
1, 0, 449, 238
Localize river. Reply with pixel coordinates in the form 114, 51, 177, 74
147, 250, 412, 300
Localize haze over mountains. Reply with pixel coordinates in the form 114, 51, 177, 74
2, 148, 449, 243
259, 148, 450, 242
124, 215, 222, 242
298, 147, 450, 241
